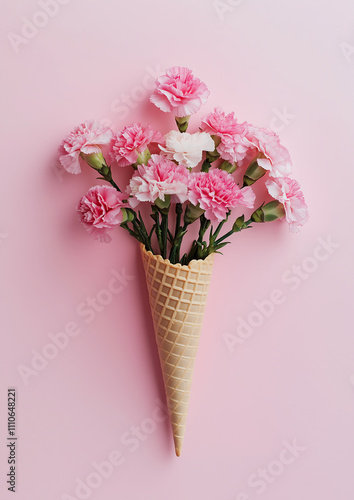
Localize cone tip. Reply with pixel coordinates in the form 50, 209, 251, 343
175, 447, 181, 457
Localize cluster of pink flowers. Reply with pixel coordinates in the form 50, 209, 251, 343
201, 108, 292, 176
200, 107, 307, 232
58, 66, 308, 259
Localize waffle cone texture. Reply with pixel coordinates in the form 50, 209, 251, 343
140, 244, 214, 457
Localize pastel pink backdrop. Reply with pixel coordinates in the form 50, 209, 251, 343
1, 1, 354, 499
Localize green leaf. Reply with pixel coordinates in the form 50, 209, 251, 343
215, 241, 231, 251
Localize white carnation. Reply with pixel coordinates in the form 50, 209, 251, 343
159, 130, 215, 169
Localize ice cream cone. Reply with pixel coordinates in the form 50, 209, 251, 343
140, 243, 214, 456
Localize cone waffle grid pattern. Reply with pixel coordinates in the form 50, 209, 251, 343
140, 244, 214, 455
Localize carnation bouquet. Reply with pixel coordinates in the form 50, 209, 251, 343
58, 66, 308, 456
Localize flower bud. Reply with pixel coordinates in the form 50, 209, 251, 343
184, 203, 204, 224
263, 200, 285, 221
251, 207, 264, 222
175, 115, 190, 133
251, 200, 285, 223
232, 215, 247, 232
120, 208, 135, 223
80, 151, 107, 171
243, 159, 266, 186
219, 160, 237, 174
155, 195, 171, 210
136, 148, 151, 166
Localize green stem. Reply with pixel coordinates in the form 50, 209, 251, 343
178, 222, 189, 261
210, 210, 231, 243
137, 211, 152, 252
199, 215, 211, 241
175, 203, 182, 240
132, 219, 144, 242
214, 229, 235, 245
184, 215, 211, 263
154, 209, 163, 255
196, 216, 211, 259
122, 209, 153, 251
108, 177, 120, 192
160, 210, 169, 259
184, 241, 197, 265
120, 222, 140, 241
98, 166, 121, 192
171, 221, 189, 264
210, 217, 253, 249
169, 203, 183, 263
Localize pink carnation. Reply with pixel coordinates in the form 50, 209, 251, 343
188, 169, 255, 223
59, 121, 113, 175
77, 185, 127, 243
217, 135, 252, 165
266, 177, 309, 232
201, 107, 250, 165
150, 66, 210, 117
111, 123, 163, 167
201, 107, 246, 140
127, 154, 189, 207
244, 126, 292, 177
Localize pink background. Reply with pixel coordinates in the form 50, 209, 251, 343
1, 1, 354, 499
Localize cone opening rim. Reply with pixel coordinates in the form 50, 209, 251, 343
140, 244, 214, 270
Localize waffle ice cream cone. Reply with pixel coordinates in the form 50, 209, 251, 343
140, 244, 214, 457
